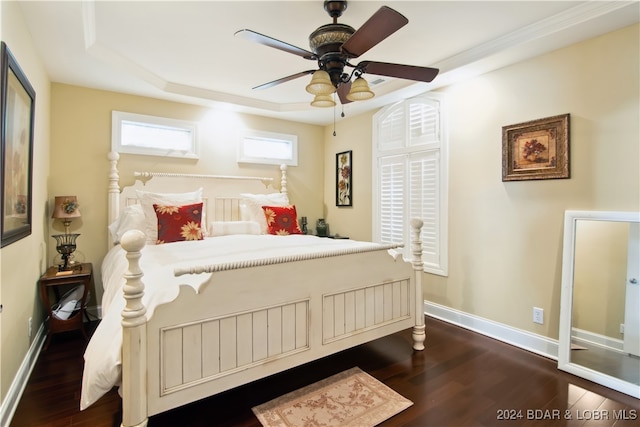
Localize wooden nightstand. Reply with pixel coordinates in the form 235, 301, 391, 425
39, 262, 93, 350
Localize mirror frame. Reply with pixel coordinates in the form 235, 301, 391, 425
559, 210, 640, 399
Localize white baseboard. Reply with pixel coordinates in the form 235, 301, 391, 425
0, 323, 46, 427
424, 301, 559, 360
571, 327, 625, 353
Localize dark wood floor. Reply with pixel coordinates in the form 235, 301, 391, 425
11, 317, 640, 427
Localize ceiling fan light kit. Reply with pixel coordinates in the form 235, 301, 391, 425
311, 94, 336, 108
345, 76, 374, 101
305, 70, 336, 95
237, 0, 439, 109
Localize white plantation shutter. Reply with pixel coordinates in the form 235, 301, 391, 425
379, 156, 406, 245
373, 95, 448, 276
409, 99, 439, 146
409, 152, 440, 269
378, 106, 405, 151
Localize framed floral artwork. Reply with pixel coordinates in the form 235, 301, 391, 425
336, 150, 352, 207
1, 42, 35, 247
502, 114, 570, 181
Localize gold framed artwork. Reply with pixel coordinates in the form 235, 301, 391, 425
502, 114, 570, 182
1, 42, 35, 247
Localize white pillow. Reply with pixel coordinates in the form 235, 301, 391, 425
240, 192, 289, 234
208, 220, 261, 237
108, 204, 146, 244
136, 188, 203, 244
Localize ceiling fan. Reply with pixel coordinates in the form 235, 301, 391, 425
235, 0, 439, 107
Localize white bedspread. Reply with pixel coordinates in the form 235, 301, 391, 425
81, 234, 389, 410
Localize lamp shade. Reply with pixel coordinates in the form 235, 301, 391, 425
52, 196, 81, 219
310, 94, 336, 108
305, 70, 335, 95
346, 76, 375, 101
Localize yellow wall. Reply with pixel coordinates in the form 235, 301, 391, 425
49, 85, 325, 307
325, 23, 640, 340
0, 0, 51, 399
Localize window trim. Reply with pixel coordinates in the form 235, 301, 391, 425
237, 129, 298, 166
111, 111, 199, 159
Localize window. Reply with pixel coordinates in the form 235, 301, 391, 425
238, 129, 298, 166
112, 111, 198, 158
373, 95, 448, 276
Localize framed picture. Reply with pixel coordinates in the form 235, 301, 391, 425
502, 114, 569, 182
336, 150, 352, 207
1, 42, 35, 247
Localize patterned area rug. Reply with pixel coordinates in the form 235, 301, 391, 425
252, 367, 413, 427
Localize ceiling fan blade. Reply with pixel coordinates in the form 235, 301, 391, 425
337, 81, 353, 104
359, 61, 439, 83
235, 29, 316, 60
253, 70, 316, 90
341, 6, 408, 58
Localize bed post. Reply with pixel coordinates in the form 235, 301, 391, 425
108, 151, 120, 248
120, 230, 148, 427
410, 218, 426, 351
280, 164, 288, 195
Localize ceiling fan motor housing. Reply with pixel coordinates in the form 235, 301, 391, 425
309, 23, 354, 86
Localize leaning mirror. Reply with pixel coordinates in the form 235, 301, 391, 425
559, 210, 640, 399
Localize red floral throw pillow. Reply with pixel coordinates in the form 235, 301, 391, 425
262, 205, 302, 235
154, 202, 204, 244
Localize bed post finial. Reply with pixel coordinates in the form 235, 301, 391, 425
280, 164, 288, 195
120, 230, 149, 427
108, 152, 121, 248
410, 218, 426, 351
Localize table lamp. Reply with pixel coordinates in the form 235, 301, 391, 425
51, 196, 81, 271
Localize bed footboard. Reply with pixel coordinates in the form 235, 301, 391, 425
118, 220, 425, 427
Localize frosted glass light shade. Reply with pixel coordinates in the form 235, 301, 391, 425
346, 77, 374, 101
310, 94, 336, 108
305, 70, 335, 95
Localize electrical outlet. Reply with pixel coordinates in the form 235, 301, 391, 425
28, 317, 32, 338
620, 323, 625, 334
533, 307, 544, 325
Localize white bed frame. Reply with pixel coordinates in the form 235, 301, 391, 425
106, 152, 426, 427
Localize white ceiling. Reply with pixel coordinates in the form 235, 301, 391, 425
17, 0, 639, 125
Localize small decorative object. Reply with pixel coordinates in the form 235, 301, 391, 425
316, 218, 329, 237
336, 150, 352, 206
300, 216, 308, 234
52, 233, 80, 272
51, 196, 82, 271
502, 114, 570, 181
1, 42, 36, 248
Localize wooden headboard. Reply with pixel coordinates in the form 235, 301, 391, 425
107, 152, 288, 247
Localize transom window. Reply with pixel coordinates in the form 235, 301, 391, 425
237, 130, 298, 166
112, 111, 199, 158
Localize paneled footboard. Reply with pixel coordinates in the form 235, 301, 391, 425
159, 299, 310, 397
118, 220, 424, 427
323, 279, 411, 344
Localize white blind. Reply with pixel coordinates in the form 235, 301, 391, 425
378, 107, 405, 151
409, 151, 440, 268
379, 156, 406, 245
409, 100, 439, 146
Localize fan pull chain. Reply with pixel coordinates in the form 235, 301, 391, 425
333, 100, 347, 137
333, 94, 337, 136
